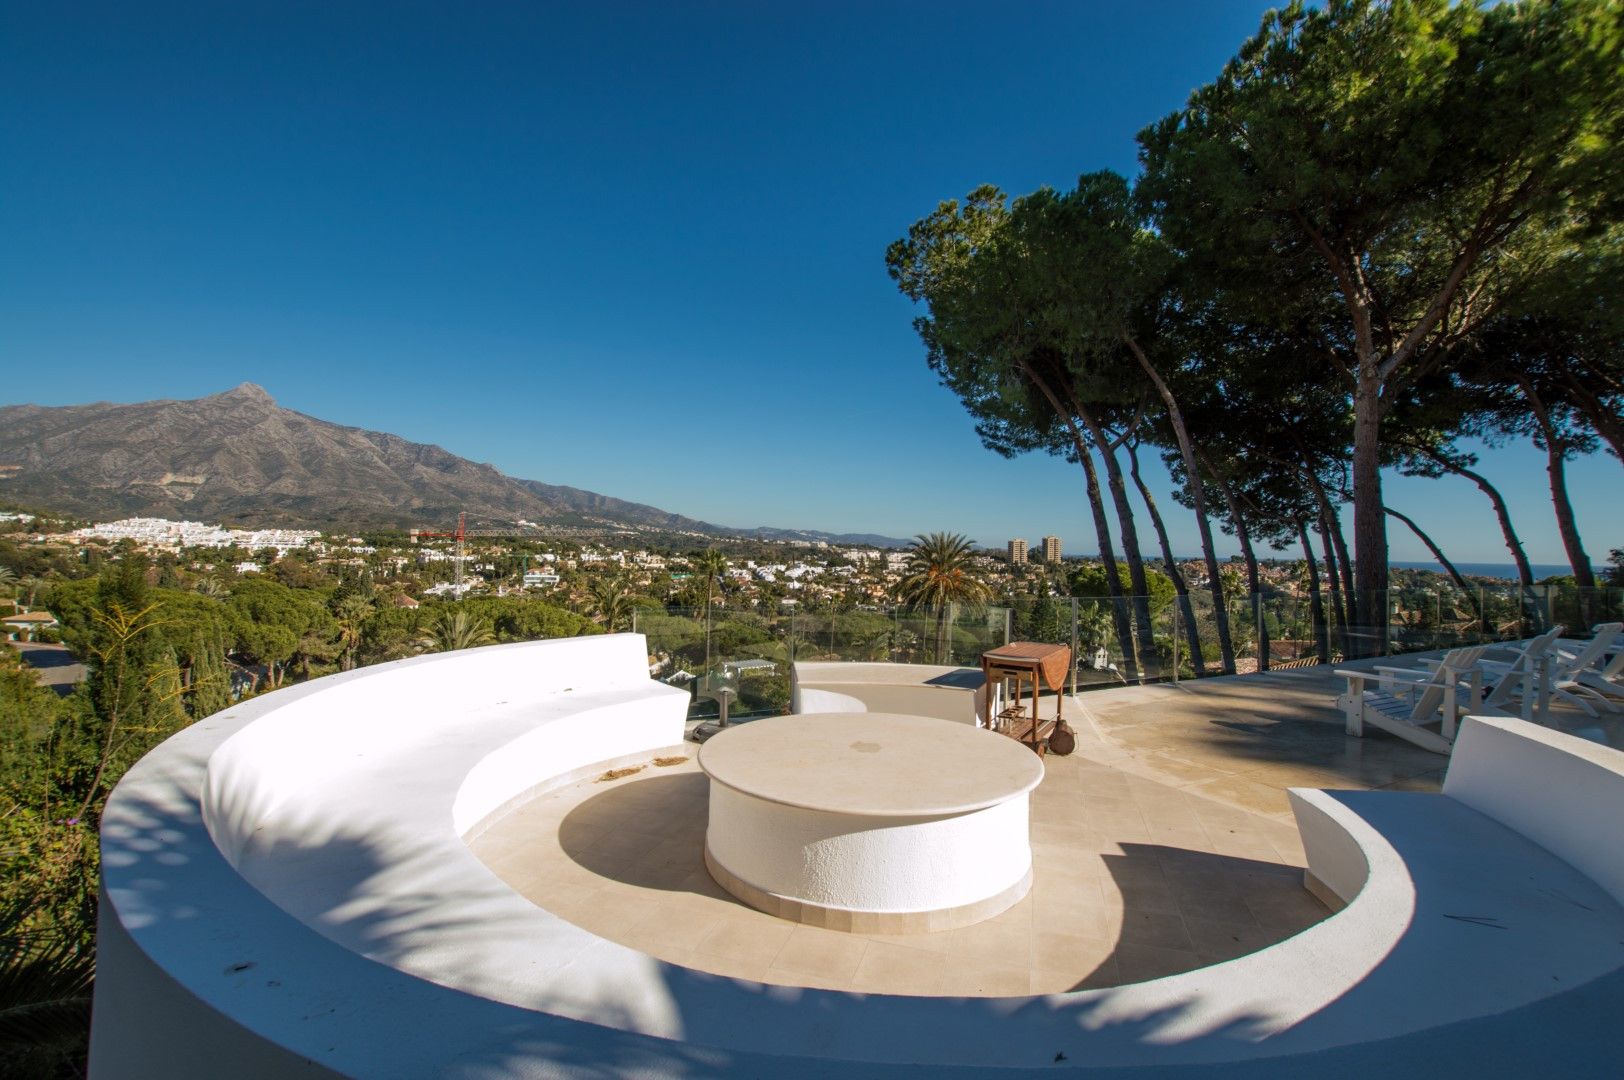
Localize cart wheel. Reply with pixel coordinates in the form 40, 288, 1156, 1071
1047, 724, 1076, 756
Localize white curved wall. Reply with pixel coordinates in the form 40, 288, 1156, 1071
204, 633, 666, 863
793, 686, 867, 713
705, 780, 1030, 912
1444, 715, 1624, 904
1288, 789, 1373, 906
792, 662, 978, 723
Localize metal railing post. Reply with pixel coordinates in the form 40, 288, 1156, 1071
1171, 601, 1180, 685
1069, 597, 1079, 696
1254, 591, 1264, 670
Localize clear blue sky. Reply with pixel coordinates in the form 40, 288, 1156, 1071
1, 1, 1615, 567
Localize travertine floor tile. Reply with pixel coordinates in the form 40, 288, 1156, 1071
696, 914, 796, 966
850, 940, 948, 994
1117, 910, 1194, 951
1184, 916, 1281, 962
1115, 942, 1204, 984
623, 908, 727, 954
1246, 889, 1330, 933
769, 925, 869, 983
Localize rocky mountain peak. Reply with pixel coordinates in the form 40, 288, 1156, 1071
211, 382, 275, 405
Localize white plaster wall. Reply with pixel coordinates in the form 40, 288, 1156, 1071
211, 656, 690, 1028
793, 687, 867, 713
452, 702, 682, 834
706, 780, 1030, 911
793, 662, 973, 685
1288, 789, 1371, 904
792, 662, 980, 724
204, 633, 665, 863
1444, 715, 1624, 903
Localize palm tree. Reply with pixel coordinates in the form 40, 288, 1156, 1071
695, 548, 729, 672
0, 900, 95, 1078
193, 577, 230, 600
895, 533, 991, 664
17, 575, 47, 609
0, 566, 17, 608
587, 574, 634, 633
1075, 603, 1115, 653
420, 609, 495, 653
333, 595, 373, 671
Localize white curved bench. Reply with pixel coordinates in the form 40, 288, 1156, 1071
1287, 716, 1624, 1059
792, 661, 979, 722
92, 647, 1624, 1077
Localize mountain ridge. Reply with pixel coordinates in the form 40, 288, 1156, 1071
0, 384, 908, 546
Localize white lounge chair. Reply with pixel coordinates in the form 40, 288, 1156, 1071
1547, 623, 1623, 714
1336, 645, 1500, 755
1414, 625, 1570, 723
1478, 624, 1569, 721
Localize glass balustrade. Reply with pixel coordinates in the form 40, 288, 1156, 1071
630, 584, 1624, 723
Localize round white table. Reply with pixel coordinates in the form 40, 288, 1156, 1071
698, 712, 1044, 933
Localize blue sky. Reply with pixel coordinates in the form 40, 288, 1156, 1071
1, 2, 1616, 566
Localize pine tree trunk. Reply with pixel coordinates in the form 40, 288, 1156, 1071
1307, 473, 1357, 607
1022, 361, 1139, 680
1122, 338, 1235, 674
1351, 369, 1389, 657
1318, 511, 1350, 659
1384, 506, 1483, 625
1519, 376, 1597, 592
1421, 448, 1534, 589
1199, 449, 1269, 671
1299, 520, 1331, 662
1073, 440, 1139, 681
1075, 403, 1157, 673
1127, 439, 1205, 676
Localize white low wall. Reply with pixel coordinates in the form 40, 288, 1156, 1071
205, 633, 667, 862
1443, 715, 1624, 904
92, 656, 1624, 1077
94, 634, 695, 1078
792, 662, 980, 723
793, 686, 867, 713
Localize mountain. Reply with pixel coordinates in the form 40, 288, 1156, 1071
0, 384, 908, 545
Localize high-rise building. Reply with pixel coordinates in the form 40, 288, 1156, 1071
1042, 535, 1062, 564
1007, 538, 1028, 565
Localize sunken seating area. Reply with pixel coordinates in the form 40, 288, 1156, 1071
92, 637, 1624, 1076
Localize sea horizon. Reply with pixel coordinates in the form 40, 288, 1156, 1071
1137, 556, 1600, 583
1388, 560, 1600, 582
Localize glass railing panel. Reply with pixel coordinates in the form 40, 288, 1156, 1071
631, 584, 1624, 717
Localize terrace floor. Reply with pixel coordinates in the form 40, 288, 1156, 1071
1075, 650, 1622, 818
1073, 662, 1447, 821
468, 651, 1620, 997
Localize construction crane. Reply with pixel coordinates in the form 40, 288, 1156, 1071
409, 513, 561, 596
409, 512, 468, 598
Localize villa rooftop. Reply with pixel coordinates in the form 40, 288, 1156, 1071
90, 634, 1624, 1077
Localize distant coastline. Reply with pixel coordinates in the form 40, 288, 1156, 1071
1389, 560, 1597, 582
1140, 557, 1599, 583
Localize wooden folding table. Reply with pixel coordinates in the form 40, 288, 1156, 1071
981, 641, 1075, 756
